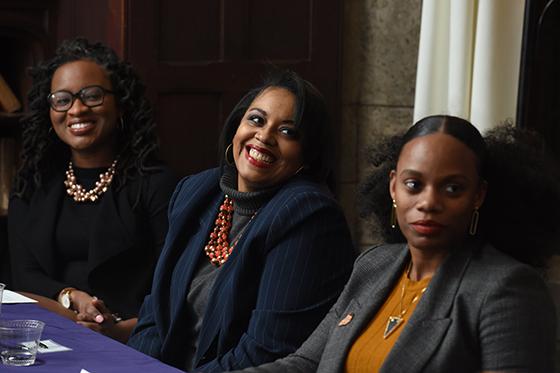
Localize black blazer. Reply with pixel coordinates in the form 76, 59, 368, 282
8, 166, 177, 318
128, 168, 357, 371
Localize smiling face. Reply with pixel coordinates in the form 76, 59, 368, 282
390, 132, 486, 253
49, 59, 120, 167
232, 87, 304, 192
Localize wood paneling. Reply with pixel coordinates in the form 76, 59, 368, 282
156, 93, 222, 173
56, 0, 126, 56
158, 1, 221, 62
127, 0, 342, 177
248, 0, 311, 61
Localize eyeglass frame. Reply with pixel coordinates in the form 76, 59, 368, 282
47, 85, 116, 112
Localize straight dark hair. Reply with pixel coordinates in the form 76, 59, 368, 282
218, 69, 335, 188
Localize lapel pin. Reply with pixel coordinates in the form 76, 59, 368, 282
338, 313, 353, 326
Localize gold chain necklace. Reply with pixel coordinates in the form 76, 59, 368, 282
383, 262, 428, 339
64, 159, 117, 202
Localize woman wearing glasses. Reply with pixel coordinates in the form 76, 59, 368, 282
8, 38, 177, 342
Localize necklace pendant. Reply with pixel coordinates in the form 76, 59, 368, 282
383, 315, 403, 339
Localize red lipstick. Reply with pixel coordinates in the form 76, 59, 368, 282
410, 220, 445, 235
244, 145, 275, 169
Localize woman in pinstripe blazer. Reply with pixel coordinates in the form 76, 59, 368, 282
232, 116, 559, 372
127, 70, 356, 371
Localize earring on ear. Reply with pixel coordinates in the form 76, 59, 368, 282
390, 199, 398, 229
225, 144, 234, 166
294, 165, 305, 176
469, 208, 479, 236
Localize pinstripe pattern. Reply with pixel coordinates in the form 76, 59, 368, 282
128, 168, 356, 371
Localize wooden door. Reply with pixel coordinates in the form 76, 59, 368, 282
126, 0, 343, 177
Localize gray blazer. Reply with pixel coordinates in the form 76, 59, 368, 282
232, 242, 556, 373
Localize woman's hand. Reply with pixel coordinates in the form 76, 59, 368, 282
76, 298, 137, 343
68, 290, 106, 323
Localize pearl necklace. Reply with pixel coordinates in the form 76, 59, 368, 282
64, 160, 117, 202
204, 195, 257, 266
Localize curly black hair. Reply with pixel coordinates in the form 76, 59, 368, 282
12, 37, 160, 200
360, 115, 560, 267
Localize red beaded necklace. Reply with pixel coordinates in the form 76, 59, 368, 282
204, 195, 257, 266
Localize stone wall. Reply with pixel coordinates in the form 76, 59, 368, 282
338, 0, 422, 250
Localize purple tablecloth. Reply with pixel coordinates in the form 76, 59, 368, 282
1, 303, 183, 373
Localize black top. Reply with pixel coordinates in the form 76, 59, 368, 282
8, 164, 177, 318
54, 167, 108, 294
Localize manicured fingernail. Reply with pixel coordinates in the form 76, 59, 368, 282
95, 314, 104, 323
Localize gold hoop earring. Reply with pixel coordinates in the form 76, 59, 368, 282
119, 117, 125, 131
294, 165, 304, 176
469, 208, 479, 236
390, 199, 397, 229
225, 144, 234, 166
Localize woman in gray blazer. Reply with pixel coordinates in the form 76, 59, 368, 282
232, 115, 560, 373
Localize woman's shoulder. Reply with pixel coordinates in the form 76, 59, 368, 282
457, 243, 551, 304
174, 167, 221, 192
140, 163, 177, 188
468, 243, 545, 280
270, 176, 338, 208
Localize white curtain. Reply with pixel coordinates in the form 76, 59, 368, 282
413, 0, 526, 132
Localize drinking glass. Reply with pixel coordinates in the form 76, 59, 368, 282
0, 319, 45, 366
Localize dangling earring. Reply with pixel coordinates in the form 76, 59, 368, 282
390, 199, 397, 229
469, 208, 479, 236
294, 165, 305, 176
119, 117, 125, 131
225, 144, 234, 166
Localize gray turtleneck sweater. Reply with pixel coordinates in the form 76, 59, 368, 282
181, 167, 278, 370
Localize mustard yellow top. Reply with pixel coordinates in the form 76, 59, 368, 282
345, 269, 432, 373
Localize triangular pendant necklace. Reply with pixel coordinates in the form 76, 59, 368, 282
383, 315, 403, 338
383, 261, 427, 339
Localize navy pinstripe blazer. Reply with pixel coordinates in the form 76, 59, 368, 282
128, 168, 356, 372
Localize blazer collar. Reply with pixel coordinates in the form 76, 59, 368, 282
325, 245, 410, 372
380, 242, 477, 373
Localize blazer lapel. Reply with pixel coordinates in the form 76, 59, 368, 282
157, 174, 222, 354
172, 196, 221, 316
193, 206, 248, 364
318, 245, 410, 373
381, 245, 474, 373
87, 186, 135, 272
23, 175, 64, 277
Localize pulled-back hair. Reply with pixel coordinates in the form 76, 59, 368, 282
360, 115, 560, 267
218, 68, 335, 188
13, 37, 160, 200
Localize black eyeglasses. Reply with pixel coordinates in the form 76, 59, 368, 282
47, 85, 115, 112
